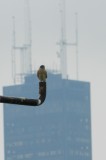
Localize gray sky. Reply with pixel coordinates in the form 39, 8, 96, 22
0, 0, 106, 160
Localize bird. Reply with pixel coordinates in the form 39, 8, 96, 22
37, 65, 47, 82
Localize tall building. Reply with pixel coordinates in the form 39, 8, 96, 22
3, 73, 92, 160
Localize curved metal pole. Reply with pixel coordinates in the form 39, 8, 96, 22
0, 81, 46, 106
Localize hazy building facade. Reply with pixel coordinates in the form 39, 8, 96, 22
3, 73, 92, 160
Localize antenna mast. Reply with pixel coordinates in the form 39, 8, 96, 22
75, 12, 79, 80
12, 16, 16, 84
12, 0, 32, 84
24, 0, 32, 74
57, 0, 79, 80
59, 0, 67, 79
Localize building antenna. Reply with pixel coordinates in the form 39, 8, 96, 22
12, 16, 16, 84
57, 0, 67, 79
57, 0, 79, 80
11, 0, 32, 84
75, 12, 79, 80
24, 0, 32, 74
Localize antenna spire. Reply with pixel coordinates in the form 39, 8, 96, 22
59, 0, 67, 79
75, 12, 79, 80
11, 0, 32, 84
12, 16, 16, 84
24, 0, 32, 74
57, 0, 79, 80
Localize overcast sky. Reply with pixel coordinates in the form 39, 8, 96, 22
0, 0, 106, 160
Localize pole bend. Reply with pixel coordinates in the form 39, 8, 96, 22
0, 73, 46, 106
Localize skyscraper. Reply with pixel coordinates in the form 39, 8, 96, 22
3, 72, 92, 160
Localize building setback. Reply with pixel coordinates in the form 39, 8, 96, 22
3, 73, 92, 160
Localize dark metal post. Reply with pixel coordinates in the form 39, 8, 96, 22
0, 82, 46, 107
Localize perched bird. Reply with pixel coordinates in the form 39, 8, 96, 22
37, 65, 47, 82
